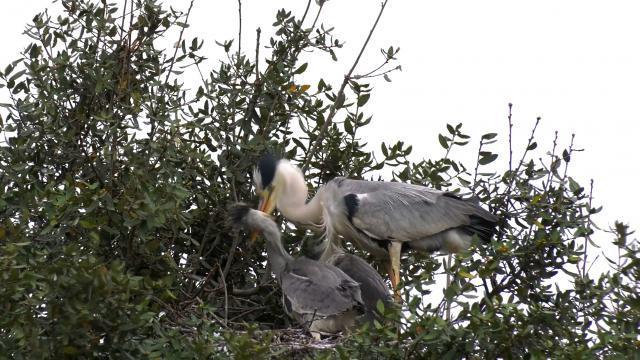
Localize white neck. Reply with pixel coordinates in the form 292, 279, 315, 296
275, 161, 324, 227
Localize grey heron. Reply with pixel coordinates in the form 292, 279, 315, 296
253, 154, 499, 300
303, 234, 395, 324
229, 203, 365, 339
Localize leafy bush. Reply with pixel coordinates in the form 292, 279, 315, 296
0, 0, 637, 358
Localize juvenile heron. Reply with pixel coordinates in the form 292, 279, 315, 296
229, 204, 365, 339
303, 234, 395, 323
253, 154, 499, 300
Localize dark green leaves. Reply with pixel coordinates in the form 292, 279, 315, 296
439, 134, 449, 149
357, 93, 370, 106
294, 62, 308, 74
478, 151, 498, 165
481, 132, 497, 140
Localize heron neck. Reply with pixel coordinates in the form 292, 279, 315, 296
319, 236, 345, 262
278, 184, 324, 227
259, 216, 293, 279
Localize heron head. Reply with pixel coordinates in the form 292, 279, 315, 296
229, 203, 274, 242
253, 153, 280, 214
251, 153, 280, 241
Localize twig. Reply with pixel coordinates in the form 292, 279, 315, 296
582, 179, 594, 277
300, 0, 312, 24
237, 0, 242, 55
218, 262, 229, 326
163, 0, 194, 86
222, 234, 241, 279
190, 263, 219, 300
301, 0, 390, 173
562, 134, 575, 181
239, 28, 262, 141
496, 116, 540, 242
507, 103, 513, 173
472, 137, 484, 191
445, 255, 452, 321
254, 28, 261, 80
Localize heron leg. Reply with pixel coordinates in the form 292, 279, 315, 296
387, 242, 402, 302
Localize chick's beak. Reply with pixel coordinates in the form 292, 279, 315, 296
249, 189, 277, 242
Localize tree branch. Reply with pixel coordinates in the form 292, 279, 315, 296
302, 0, 389, 173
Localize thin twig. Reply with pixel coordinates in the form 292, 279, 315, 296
496, 116, 540, 242
222, 234, 241, 279
445, 255, 452, 321
237, 0, 242, 55
507, 103, 513, 173
301, 0, 390, 173
300, 0, 312, 24
163, 0, 195, 86
218, 262, 229, 326
254, 28, 261, 80
582, 179, 594, 277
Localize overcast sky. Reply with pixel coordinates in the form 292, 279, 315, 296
2, 1, 638, 251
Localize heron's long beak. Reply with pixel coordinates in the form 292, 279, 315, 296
387, 242, 403, 302
249, 188, 277, 242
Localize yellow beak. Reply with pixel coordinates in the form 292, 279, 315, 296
249, 189, 277, 242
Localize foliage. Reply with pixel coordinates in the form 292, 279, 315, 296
0, 0, 637, 358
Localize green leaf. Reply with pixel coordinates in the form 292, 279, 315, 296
446, 124, 455, 135
478, 153, 498, 165
376, 299, 385, 315
294, 62, 308, 74
568, 177, 583, 194
458, 270, 475, 279
8, 69, 26, 83
292, 138, 306, 151
438, 134, 449, 149
357, 93, 370, 107
481, 133, 497, 140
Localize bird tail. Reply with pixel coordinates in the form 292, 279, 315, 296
462, 214, 498, 243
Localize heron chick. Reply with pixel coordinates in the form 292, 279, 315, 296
229, 203, 365, 339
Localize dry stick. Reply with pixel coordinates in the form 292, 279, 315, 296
301, 0, 390, 173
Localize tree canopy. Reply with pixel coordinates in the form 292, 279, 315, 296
0, 1, 638, 358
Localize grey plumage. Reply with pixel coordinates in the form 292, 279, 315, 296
229, 204, 365, 337
322, 177, 499, 258
304, 237, 395, 324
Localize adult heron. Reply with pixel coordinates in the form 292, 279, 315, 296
253, 154, 499, 300
229, 203, 365, 339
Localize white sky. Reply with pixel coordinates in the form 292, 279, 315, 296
2, 1, 638, 259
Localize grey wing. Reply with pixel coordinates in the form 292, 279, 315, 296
281, 258, 363, 318
333, 254, 393, 316
335, 179, 498, 242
